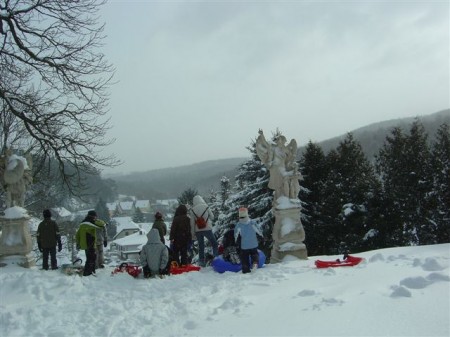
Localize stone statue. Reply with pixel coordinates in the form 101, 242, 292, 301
256, 129, 301, 201
0, 149, 33, 208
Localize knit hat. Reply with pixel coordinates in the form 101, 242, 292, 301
87, 210, 97, 217
238, 207, 248, 219
155, 211, 163, 220
43, 209, 52, 218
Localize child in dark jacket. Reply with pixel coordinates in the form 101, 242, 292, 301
37, 209, 62, 270
169, 204, 192, 266
222, 224, 241, 264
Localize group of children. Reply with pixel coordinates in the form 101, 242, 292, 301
140, 205, 263, 277
39, 202, 262, 277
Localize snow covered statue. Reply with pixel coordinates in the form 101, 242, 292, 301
0, 149, 33, 208
0, 149, 35, 268
256, 129, 307, 262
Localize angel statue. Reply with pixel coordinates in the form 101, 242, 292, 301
0, 149, 33, 208
256, 129, 301, 200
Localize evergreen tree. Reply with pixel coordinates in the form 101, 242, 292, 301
178, 188, 198, 206
132, 207, 145, 223
430, 123, 450, 243
299, 141, 329, 255
113, 205, 121, 218
95, 198, 111, 223
404, 120, 434, 244
208, 188, 221, 221
376, 120, 434, 246
323, 133, 379, 254
95, 198, 115, 239
220, 176, 231, 207
375, 126, 407, 246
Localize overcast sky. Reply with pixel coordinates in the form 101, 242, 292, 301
100, 0, 449, 175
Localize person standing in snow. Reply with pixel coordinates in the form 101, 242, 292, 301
190, 195, 218, 267
94, 218, 108, 269
234, 207, 262, 273
169, 204, 192, 266
76, 210, 99, 276
152, 211, 167, 244
36, 209, 62, 270
140, 228, 169, 278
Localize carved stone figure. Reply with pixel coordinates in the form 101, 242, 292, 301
255, 130, 307, 262
0, 149, 33, 208
256, 129, 301, 201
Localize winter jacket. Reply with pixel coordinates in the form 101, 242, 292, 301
76, 221, 98, 250
94, 219, 107, 245
152, 219, 167, 244
170, 205, 192, 248
222, 226, 237, 250
140, 229, 169, 274
234, 218, 262, 250
190, 195, 214, 234
37, 218, 61, 249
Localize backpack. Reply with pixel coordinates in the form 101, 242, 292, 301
192, 207, 209, 229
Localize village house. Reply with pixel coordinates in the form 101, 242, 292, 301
134, 200, 151, 213
109, 229, 148, 261
119, 201, 134, 216
111, 216, 141, 240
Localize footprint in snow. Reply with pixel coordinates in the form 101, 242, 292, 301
183, 320, 197, 330
296, 289, 317, 297
400, 276, 430, 289
390, 285, 412, 298
421, 257, 446, 271
369, 253, 384, 263
400, 271, 450, 289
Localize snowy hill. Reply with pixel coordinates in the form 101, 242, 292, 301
1, 243, 448, 336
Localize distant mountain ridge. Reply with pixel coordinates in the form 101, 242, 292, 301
112, 158, 247, 200
113, 109, 449, 199
307, 109, 450, 160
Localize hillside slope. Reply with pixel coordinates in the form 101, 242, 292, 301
113, 109, 449, 199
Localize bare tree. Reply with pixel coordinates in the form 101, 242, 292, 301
0, 0, 120, 192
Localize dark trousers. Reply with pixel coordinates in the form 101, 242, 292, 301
83, 247, 97, 276
172, 244, 188, 266
240, 248, 259, 274
42, 247, 57, 270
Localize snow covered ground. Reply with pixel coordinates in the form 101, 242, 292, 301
1, 243, 449, 337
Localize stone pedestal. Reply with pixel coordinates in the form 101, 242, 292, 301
0, 213, 35, 268
270, 202, 308, 263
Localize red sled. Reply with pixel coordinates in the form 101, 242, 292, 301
111, 262, 142, 278
315, 255, 363, 268
170, 261, 201, 275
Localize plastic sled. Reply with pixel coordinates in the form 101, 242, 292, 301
212, 250, 266, 273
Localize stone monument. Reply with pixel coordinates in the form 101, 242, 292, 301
256, 129, 307, 262
0, 150, 35, 268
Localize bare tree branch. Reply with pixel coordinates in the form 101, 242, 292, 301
0, 0, 120, 194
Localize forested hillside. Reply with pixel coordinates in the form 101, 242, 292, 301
112, 109, 449, 199
310, 109, 449, 160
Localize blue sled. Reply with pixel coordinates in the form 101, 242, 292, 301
212, 250, 266, 273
